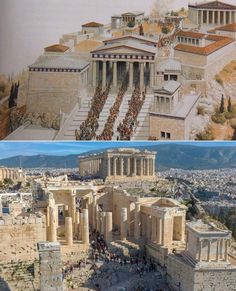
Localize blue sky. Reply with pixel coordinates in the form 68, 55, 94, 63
0, 141, 236, 159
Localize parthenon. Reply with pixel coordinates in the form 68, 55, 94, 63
79, 148, 156, 180
189, 1, 236, 26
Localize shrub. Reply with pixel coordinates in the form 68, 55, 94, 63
162, 26, 170, 34
211, 113, 226, 124
224, 111, 236, 119
195, 127, 214, 140
215, 75, 223, 86
230, 118, 236, 129
127, 21, 135, 28
197, 106, 205, 116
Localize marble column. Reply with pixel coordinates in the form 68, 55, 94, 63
113, 157, 117, 177
225, 239, 228, 261
113, 62, 117, 87
49, 206, 57, 242
105, 212, 113, 242
96, 205, 100, 232
223, 11, 226, 25
82, 209, 89, 245
92, 61, 97, 87
120, 158, 124, 176
74, 211, 80, 237
102, 61, 107, 88
206, 10, 209, 25
216, 240, 220, 262
133, 158, 137, 176
218, 11, 221, 24
134, 203, 141, 240
198, 239, 202, 261
79, 211, 83, 240
65, 217, 73, 246
212, 10, 215, 24
140, 62, 144, 88
107, 157, 111, 177
229, 11, 232, 24
129, 62, 133, 90
127, 157, 130, 176
140, 158, 143, 176
146, 159, 150, 176
120, 208, 128, 240
150, 63, 154, 88
201, 10, 204, 25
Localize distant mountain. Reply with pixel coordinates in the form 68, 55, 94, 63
1, 144, 236, 170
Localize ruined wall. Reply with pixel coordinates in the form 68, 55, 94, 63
0, 214, 46, 263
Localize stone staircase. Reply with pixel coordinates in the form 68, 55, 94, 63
0, 261, 39, 291
112, 94, 132, 140
95, 94, 116, 137
131, 94, 153, 140
55, 96, 93, 140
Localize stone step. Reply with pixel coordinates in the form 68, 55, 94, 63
55, 96, 93, 140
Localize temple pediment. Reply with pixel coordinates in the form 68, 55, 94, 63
189, 1, 236, 10
91, 44, 156, 56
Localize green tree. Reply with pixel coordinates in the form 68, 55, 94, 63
219, 94, 225, 113
139, 24, 144, 36
3, 178, 13, 185
227, 97, 232, 112
127, 21, 135, 28
162, 26, 170, 34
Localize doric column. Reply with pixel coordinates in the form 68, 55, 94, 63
96, 205, 100, 232
225, 239, 228, 261
82, 209, 89, 245
206, 10, 209, 25
133, 158, 137, 176
107, 157, 111, 177
140, 62, 144, 89
152, 158, 155, 176
127, 157, 130, 176
201, 10, 204, 25
223, 11, 226, 25
102, 61, 107, 88
65, 217, 73, 246
129, 62, 133, 89
212, 10, 215, 24
113, 157, 117, 176
74, 211, 80, 237
49, 206, 57, 242
92, 61, 97, 87
105, 212, 113, 242
134, 203, 141, 240
120, 157, 124, 176
140, 158, 143, 176
79, 211, 83, 240
150, 63, 154, 87
151, 216, 157, 242
146, 159, 150, 176
216, 240, 220, 262
120, 208, 128, 240
229, 11, 232, 24
113, 61, 117, 87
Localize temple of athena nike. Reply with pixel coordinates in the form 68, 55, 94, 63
6, 0, 236, 141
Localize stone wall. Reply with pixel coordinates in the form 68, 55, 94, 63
150, 114, 185, 140
166, 254, 236, 291
27, 71, 82, 115
0, 214, 46, 263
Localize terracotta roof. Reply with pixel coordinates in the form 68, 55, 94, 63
189, 1, 236, 10
176, 30, 206, 39
175, 34, 234, 56
82, 22, 104, 27
215, 23, 236, 32
44, 44, 69, 53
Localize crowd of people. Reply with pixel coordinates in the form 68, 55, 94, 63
117, 86, 146, 140
75, 79, 112, 140
96, 73, 129, 140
